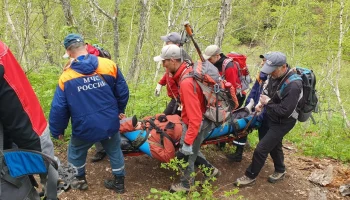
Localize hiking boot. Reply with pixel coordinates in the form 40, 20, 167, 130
205, 167, 221, 179
226, 145, 244, 162
202, 167, 221, 183
91, 151, 107, 162
169, 183, 190, 193
71, 176, 88, 190
104, 175, 125, 194
233, 175, 256, 187
268, 171, 286, 183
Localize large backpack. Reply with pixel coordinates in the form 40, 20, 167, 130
278, 67, 318, 122
181, 60, 238, 123
225, 52, 252, 92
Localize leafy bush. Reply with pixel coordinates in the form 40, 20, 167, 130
147, 157, 242, 200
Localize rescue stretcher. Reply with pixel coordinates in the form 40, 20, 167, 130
121, 108, 258, 159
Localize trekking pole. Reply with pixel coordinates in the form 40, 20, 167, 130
184, 22, 205, 62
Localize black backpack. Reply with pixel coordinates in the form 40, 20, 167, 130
279, 67, 318, 122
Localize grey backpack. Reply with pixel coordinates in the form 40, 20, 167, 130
0, 123, 59, 200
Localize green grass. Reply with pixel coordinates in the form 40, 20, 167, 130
287, 115, 350, 162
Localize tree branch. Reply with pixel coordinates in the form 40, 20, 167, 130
91, 0, 113, 20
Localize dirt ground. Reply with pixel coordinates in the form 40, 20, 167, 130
56, 141, 350, 200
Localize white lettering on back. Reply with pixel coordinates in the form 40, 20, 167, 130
77, 75, 106, 92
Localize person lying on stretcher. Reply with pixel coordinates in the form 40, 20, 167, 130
118, 99, 261, 163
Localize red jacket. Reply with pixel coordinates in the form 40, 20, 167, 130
173, 62, 205, 145
0, 41, 44, 151
218, 56, 246, 96
158, 71, 179, 99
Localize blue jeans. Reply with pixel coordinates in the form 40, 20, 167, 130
68, 132, 125, 177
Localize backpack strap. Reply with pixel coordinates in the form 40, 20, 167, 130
278, 74, 302, 97
222, 58, 242, 77
179, 69, 198, 94
146, 119, 178, 148
222, 58, 233, 77
277, 73, 303, 120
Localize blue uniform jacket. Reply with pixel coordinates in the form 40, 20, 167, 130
49, 54, 129, 142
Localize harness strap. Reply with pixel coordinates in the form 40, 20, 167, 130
147, 119, 177, 148
46, 164, 59, 200
278, 74, 302, 96
222, 58, 232, 77
1, 169, 22, 188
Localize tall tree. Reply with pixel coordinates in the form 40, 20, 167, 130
334, 0, 350, 128
4, 0, 27, 68
121, 1, 137, 70
127, 0, 151, 81
214, 0, 232, 47
60, 0, 77, 27
40, 1, 54, 65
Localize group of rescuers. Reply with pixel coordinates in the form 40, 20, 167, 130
0, 30, 302, 195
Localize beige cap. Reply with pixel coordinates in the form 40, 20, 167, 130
203, 45, 221, 60
154, 44, 182, 62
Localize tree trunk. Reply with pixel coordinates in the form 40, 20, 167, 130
153, 0, 174, 81
334, 0, 350, 128
127, 0, 151, 82
40, 1, 54, 65
122, 1, 137, 71
214, 0, 232, 47
87, 0, 98, 27
60, 0, 76, 27
4, 0, 27, 69
22, 0, 31, 69
112, 0, 121, 60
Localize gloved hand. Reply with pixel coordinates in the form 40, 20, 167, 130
259, 94, 271, 105
179, 143, 193, 156
154, 83, 162, 97
255, 102, 263, 112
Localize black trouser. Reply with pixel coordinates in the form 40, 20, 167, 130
163, 98, 181, 116
245, 117, 296, 179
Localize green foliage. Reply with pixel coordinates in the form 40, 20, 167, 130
125, 82, 168, 118
286, 115, 350, 162
27, 65, 62, 118
147, 157, 242, 200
